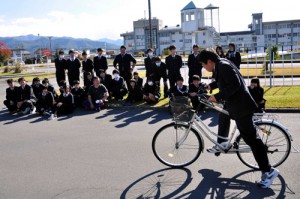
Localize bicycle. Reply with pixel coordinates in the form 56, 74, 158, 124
152, 95, 293, 169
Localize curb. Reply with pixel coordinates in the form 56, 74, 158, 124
106, 104, 300, 113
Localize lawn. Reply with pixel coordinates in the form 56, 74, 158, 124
264, 86, 300, 108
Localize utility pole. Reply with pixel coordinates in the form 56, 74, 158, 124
148, 0, 153, 49
48, 36, 52, 51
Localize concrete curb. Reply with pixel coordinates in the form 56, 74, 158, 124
106, 104, 300, 113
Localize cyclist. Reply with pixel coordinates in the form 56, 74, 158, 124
198, 50, 279, 188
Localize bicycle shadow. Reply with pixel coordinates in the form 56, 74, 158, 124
176, 169, 295, 199
120, 168, 192, 199
199, 110, 219, 127
96, 109, 171, 128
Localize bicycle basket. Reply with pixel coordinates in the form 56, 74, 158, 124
169, 96, 192, 122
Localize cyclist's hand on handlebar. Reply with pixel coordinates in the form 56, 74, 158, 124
208, 95, 217, 103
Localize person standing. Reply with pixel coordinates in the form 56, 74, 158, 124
113, 45, 137, 87
216, 46, 225, 58
82, 51, 94, 86
187, 44, 202, 84
151, 57, 168, 98
198, 50, 279, 188
226, 43, 241, 69
93, 48, 108, 77
54, 50, 67, 85
144, 48, 155, 78
66, 50, 81, 87
165, 45, 182, 88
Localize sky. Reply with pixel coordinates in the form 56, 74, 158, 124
0, 0, 299, 40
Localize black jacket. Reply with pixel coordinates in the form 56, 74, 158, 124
58, 93, 74, 105
151, 62, 168, 82
55, 58, 67, 74
144, 56, 155, 77
66, 58, 81, 76
93, 56, 108, 72
111, 77, 127, 92
165, 55, 182, 77
100, 74, 113, 91
82, 59, 94, 73
113, 54, 136, 73
187, 54, 202, 77
6, 87, 18, 102
209, 58, 256, 119
248, 86, 264, 104
17, 85, 37, 102
133, 77, 143, 88
226, 51, 241, 69
37, 92, 55, 109
32, 84, 43, 98
143, 83, 160, 97
126, 84, 143, 102
169, 85, 189, 97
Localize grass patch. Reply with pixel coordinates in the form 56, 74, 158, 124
264, 86, 300, 108
202, 67, 300, 78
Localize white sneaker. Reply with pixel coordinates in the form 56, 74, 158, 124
22, 107, 30, 115
207, 142, 228, 153
258, 167, 279, 188
30, 107, 36, 114
48, 114, 57, 120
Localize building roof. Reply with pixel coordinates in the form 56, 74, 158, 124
220, 31, 255, 36
204, 3, 219, 10
159, 25, 181, 32
263, 19, 300, 25
181, 1, 196, 11
120, 31, 134, 36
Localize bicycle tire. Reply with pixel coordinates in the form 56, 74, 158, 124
236, 121, 291, 169
152, 123, 202, 168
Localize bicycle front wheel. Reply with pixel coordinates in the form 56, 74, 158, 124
152, 123, 202, 168
236, 121, 291, 169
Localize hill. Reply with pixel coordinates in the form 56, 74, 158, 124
0, 34, 122, 53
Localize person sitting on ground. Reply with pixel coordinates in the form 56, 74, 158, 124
169, 76, 189, 99
143, 78, 160, 104
110, 69, 128, 101
31, 77, 43, 98
124, 79, 143, 106
16, 77, 37, 115
3, 79, 18, 113
248, 78, 266, 113
36, 84, 56, 116
84, 76, 109, 112
71, 80, 85, 108
188, 75, 207, 111
151, 57, 168, 98
59, 80, 67, 95
49, 85, 74, 120
99, 69, 112, 94
133, 71, 143, 88
42, 78, 58, 100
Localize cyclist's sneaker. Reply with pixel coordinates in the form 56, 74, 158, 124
207, 145, 221, 153
258, 167, 279, 188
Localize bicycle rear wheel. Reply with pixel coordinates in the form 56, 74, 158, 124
236, 121, 291, 169
152, 123, 202, 168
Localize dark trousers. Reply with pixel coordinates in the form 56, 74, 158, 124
3, 100, 17, 112
68, 74, 80, 87
169, 75, 180, 88
155, 78, 168, 97
217, 111, 231, 143
236, 114, 271, 172
111, 89, 127, 100
56, 72, 65, 85
83, 71, 93, 87
120, 71, 132, 88
55, 104, 74, 115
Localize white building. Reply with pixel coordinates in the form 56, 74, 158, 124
120, 1, 218, 55
220, 13, 300, 52
121, 1, 300, 54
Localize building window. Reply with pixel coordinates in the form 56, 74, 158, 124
203, 32, 206, 36
179, 40, 183, 42
172, 40, 176, 43
186, 14, 189, 21
136, 35, 144, 39
203, 40, 206, 44
184, 39, 192, 43
191, 14, 195, 21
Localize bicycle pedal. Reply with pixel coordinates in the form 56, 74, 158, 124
214, 152, 221, 156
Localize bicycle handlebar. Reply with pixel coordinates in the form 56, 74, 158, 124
197, 93, 229, 115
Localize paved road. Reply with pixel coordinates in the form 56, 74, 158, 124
0, 108, 299, 199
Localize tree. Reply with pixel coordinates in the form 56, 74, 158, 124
0, 42, 12, 64
266, 46, 279, 61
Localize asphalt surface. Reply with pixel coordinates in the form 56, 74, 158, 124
0, 108, 299, 199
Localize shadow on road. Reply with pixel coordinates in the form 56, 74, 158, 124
96, 109, 171, 128
120, 168, 295, 199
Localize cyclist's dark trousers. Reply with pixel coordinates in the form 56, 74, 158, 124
236, 114, 271, 172
217, 105, 231, 143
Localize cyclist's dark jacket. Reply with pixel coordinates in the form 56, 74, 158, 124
209, 58, 256, 119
